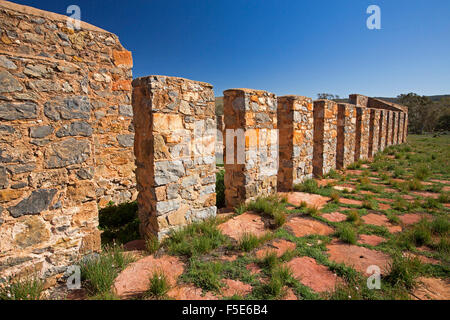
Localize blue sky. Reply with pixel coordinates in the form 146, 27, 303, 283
12, 0, 450, 98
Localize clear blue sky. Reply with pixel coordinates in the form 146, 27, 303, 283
12, 0, 450, 98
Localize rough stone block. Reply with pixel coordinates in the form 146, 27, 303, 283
336, 103, 356, 170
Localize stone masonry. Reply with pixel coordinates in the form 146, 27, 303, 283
397, 112, 404, 145
386, 110, 393, 147
336, 103, 356, 170
312, 100, 338, 177
0, 1, 133, 282
224, 89, 278, 208
132, 76, 216, 239
368, 109, 380, 158
392, 112, 398, 145
355, 106, 370, 161
277, 95, 314, 191
378, 109, 388, 152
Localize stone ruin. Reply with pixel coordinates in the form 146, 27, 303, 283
0, 1, 408, 284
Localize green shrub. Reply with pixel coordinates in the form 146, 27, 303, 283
414, 164, 431, 181
431, 216, 450, 235
216, 170, 225, 209
293, 179, 319, 194
99, 201, 139, 245
384, 255, 423, 290
347, 210, 360, 224
183, 259, 223, 292
146, 235, 160, 254
336, 225, 357, 244
246, 196, 287, 227
146, 270, 170, 298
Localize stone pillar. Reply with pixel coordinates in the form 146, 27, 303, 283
403, 113, 408, 143
397, 112, 403, 145
313, 100, 338, 177
386, 111, 393, 147
354, 106, 370, 161
224, 89, 278, 208
336, 103, 356, 170
349, 94, 368, 107
391, 112, 397, 145
368, 109, 380, 158
216, 115, 224, 165
277, 96, 314, 191
378, 109, 388, 152
132, 76, 216, 239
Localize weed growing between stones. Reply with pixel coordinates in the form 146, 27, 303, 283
182, 258, 224, 293
336, 225, 357, 244
238, 233, 272, 252
80, 245, 135, 299
294, 179, 319, 194
0, 274, 44, 300
245, 196, 287, 227
165, 218, 227, 257
146, 270, 170, 299
145, 235, 160, 254
384, 254, 424, 290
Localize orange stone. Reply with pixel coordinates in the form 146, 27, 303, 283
255, 239, 296, 259
218, 212, 268, 241
112, 49, 133, 67
286, 257, 339, 293
412, 277, 450, 300
284, 217, 333, 238
112, 79, 132, 91
339, 198, 363, 206
278, 192, 330, 209
358, 234, 386, 246
321, 212, 347, 222
167, 285, 217, 300
221, 279, 252, 297
398, 213, 431, 226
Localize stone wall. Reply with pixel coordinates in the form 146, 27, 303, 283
132, 76, 216, 239
277, 95, 313, 191
336, 103, 356, 170
224, 89, 278, 208
378, 109, 388, 152
355, 107, 370, 161
392, 112, 398, 145
368, 109, 380, 158
386, 110, 393, 147
312, 100, 338, 177
0, 1, 133, 282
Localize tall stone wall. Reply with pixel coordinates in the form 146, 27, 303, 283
378, 109, 387, 152
386, 111, 393, 147
355, 107, 370, 161
224, 89, 278, 208
312, 100, 338, 177
132, 76, 216, 239
368, 109, 380, 158
336, 103, 356, 170
277, 95, 313, 191
403, 113, 408, 142
392, 112, 398, 145
0, 1, 133, 282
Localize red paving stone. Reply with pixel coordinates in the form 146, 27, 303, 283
412, 278, 450, 300
123, 239, 146, 251
339, 198, 363, 206
360, 190, 375, 195
255, 239, 296, 259
326, 242, 391, 275
443, 186, 450, 192
401, 194, 415, 200
398, 213, 432, 226
430, 179, 450, 184
403, 252, 439, 265
333, 185, 355, 192
286, 257, 339, 293
278, 192, 330, 209
362, 213, 402, 233
284, 217, 334, 238
376, 198, 394, 203
411, 191, 440, 199
167, 285, 217, 300
358, 234, 386, 246
321, 212, 347, 222
221, 279, 252, 297
347, 170, 365, 175
377, 202, 391, 210
218, 212, 268, 241
113, 255, 184, 298
220, 255, 238, 262
281, 287, 298, 300
316, 179, 337, 187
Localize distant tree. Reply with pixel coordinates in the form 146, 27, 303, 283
317, 93, 340, 100
397, 93, 450, 134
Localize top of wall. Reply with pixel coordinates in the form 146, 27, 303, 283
0, 0, 108, 33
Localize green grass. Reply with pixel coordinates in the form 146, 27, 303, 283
294, 179, 319, 194
336, 225, 357, 244
182, 258, 224, 292
246, 196, 287, 227
0, 275, 44, 300
80, 245, 135, 298
145, 235, 160, 254
146, 270, 170, 299
384, 254, 423, 290
165, 219, 227, 257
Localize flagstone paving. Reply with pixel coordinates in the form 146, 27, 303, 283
362, 213, 402, 233
218, 212, 268, 241
339, 198, 363, 206
398, 213, 432, 226
278, 192, 330, 209
321, 212, 347, 222
284, 217, 334, 237
167, 285, 217, 300
255, 239, 296, 259
221, 279, 252, 297
412, 278, 450, 300
358, 234, 386, 246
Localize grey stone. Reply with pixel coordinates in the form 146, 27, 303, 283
166, 183, 179, 200
0, 102, 37, 120
0, 70, 23, 93
181, 175, 198, 188
202, 175, 216, 185
95, 111, 105, 119
119, 105, 133, 117
189, 206, 217, 221
30, 139, 51, 146
200, 185, 215, 196
28, 79, 61, 92
156, 199, 180, 216
117, 134, 134, 147
23, 64, 49, 78
57, 32, 69, 42
11, 182, 27, 189
56, 121, 92, 137
0, 167, 8, 189
6, 163, 36, 175
44, 138, 91, 169
44, 96, 91, 120
154, 160, 185, 186
0, 56, 17, 70
255, 112, 271, 123
0, 125, 14, 134
8, 189, 57, 218
76, 168, 94, 180
30, 125, 53, 138
0, 218, 3, 226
